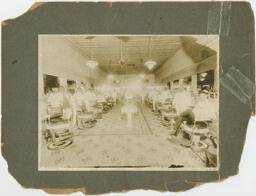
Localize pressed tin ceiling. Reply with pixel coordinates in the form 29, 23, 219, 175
65, 35, 182, 74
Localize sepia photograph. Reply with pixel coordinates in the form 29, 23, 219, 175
38, 35, 219, 170
2, 1, 256, 195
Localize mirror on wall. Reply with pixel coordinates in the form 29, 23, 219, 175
197, 70, 214, 91
43, 74, 59, 93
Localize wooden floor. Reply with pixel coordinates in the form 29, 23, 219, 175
39, 102, 207, 170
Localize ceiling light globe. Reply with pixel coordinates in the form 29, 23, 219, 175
86, 60, 98, 69
145, 60, 156, 70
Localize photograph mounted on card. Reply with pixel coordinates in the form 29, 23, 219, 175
1, 1, 255, 195
38, 34, 219, 171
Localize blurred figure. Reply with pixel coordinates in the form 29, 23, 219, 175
124, 89, 134, 104
140, 87, 147, 104
121, 90, 138, 128
74, 87, 85, 111
61, 87, 73, 121
47, 87, 64, 107
159, 86, 171, 103
84, 88, 97, 110
66, 89, 77, 127
172, 85, 193, 115
149, 88, 158, 111
111, 89, 117, 104
193, 91, 216, 121
96, 90, 105, 103
46, 86, 73, 121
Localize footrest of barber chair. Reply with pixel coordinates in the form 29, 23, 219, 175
191, 141, 208, 152
77, 118, 97, 129
46, 123, 71, 133
177, 137, 192, 148
54, 129, 69, 135
58, 133, 74, 142
47, 139, 73, 150
56, 131, 73, 139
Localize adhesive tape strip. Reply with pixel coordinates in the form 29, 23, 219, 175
221, 66, 255, 104
207, 1, 232, 36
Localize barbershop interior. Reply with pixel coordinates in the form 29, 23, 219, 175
39, 35, 218, 169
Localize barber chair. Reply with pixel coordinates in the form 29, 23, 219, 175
161, 111, 176, 128
159, 103, 176, 128
181, 118, 218, 167
102, 102, 110, 113
44, 105, 74, 150
180, 120, 209, 145
97, 100, 111, 113
106, 96, 115, 108
76, 104, 97, 129
88, 104, 103, 119
100, 96, 115, 114
158, 102, 172, 114
204, 127, 218, 167
77, 111, 97, 129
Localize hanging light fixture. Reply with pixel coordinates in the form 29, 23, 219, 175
86, 60, 98, 69
145, 60, 156, 70
200, 72, 208, 77
145, 37, 157, 70
86, 38, 98, 69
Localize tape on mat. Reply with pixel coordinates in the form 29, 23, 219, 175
221, 66, 255, 104
207, 1, 232, 36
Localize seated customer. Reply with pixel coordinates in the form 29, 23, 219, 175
46, 87, 66, 119
160, 87, 172, 103
84, 88, 103, 118
172, 86, 194, 136
47, 87, 64, 108
172, 89, 215, 136
61, 87, 74, 121
193, 91, 216, 121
